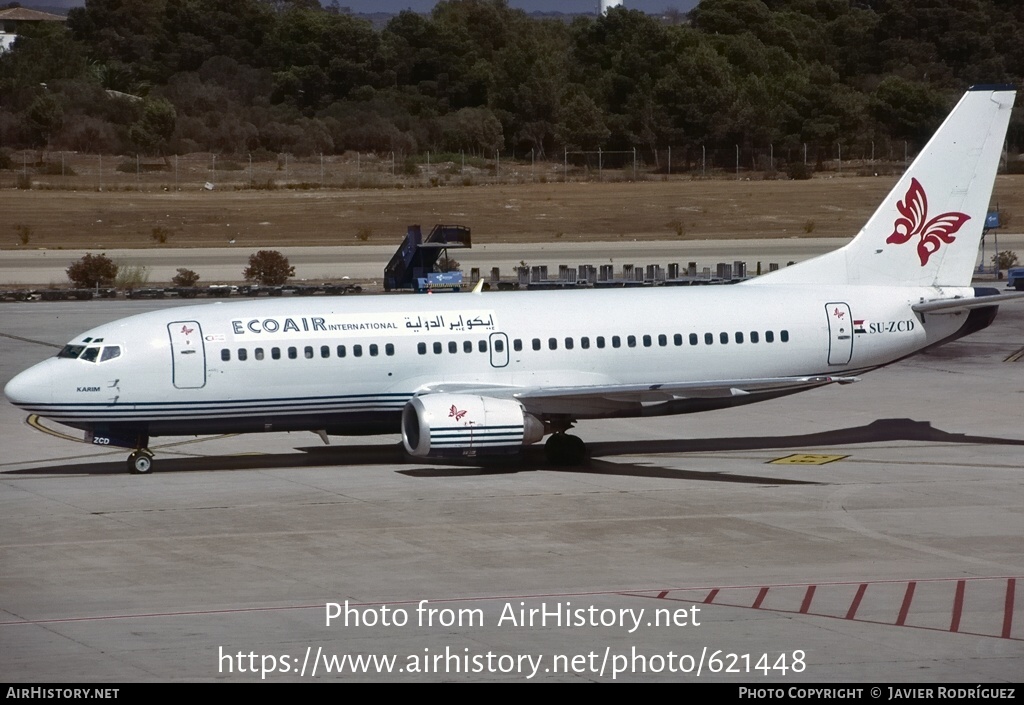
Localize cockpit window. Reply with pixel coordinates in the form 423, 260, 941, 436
58, 343, 122, 362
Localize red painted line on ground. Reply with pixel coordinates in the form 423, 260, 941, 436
799, 585, 816, 614
1002, 578, 1016, 639
5, 577, 1020, 634
846, 583, 868, 620
752, 587, 769, 609
896, 582, 916, 626
656, 591, 668, 599
950, 580, 966, 633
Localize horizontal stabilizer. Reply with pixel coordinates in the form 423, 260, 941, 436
912, 291, 1024, 313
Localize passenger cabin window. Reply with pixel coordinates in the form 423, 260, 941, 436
765, 331, 775, 343
627, 336, 637, 348
548, 338, 557, 351
597, 336, 606, 349
272, 347, 281, 360
288, 347, 297, 359
494, 339, 505, 353
449, 341, 458, 354
705, 333, 714, 345
433, 342, 442, 354
532, 338, 541, 351
513, 339, 522, 352
719, 332, 729, 344
464, 340, 473, 353
238, 348, 248, 361
735, 332, 744, 344
564, 337, 573, 350
478, 340, 488, 353
221, 349, 231, 361
353, 345, 363, 357
255, 348, 264, 361
612, 336, 621, 348
781, 330, 790, 342
750, 331, 759, 343
304, 346, 314, 359
581, 337, 590, 349
689, 334, 698, 346
321, 346, 330, 359
385, 343, 395, 356
370, 344, 379, 357
338, 345, 347, 358
418, 342, 426, 355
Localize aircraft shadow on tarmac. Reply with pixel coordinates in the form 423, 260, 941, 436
5, 417, 1023, 481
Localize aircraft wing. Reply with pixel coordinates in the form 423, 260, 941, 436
420, 376, 859, 417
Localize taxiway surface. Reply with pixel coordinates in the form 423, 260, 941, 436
1, 291, 1022, 682
3, 235, 1023, 286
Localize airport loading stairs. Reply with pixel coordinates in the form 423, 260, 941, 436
384, 224, 471, 292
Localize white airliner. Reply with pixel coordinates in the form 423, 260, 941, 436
5, 85, 1021, 474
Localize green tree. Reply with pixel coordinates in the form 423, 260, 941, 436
440, 107, 504, 154
243, 250, 294, 286
129, 97, 177, 155
172, 268, 200, 286
67, 253, 118, 288
556, 88, 609, 151
870, 76, 950, 145
25, 94, 64, 147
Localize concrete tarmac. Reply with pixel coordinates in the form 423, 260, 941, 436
1, 289, 1022, 682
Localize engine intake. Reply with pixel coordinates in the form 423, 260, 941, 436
402, 393, 544, 458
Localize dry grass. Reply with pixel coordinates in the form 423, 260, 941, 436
3, 175, 1022, 251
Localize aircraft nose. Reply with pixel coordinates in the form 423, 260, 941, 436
4, 361, 55, 408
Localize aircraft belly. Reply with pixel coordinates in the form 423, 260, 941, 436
146, 410, 402, 437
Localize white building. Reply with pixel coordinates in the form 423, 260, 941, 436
0, 7, 67, 53
599, 0, 624, 15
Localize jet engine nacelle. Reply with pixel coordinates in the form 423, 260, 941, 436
402, 393, 545, 458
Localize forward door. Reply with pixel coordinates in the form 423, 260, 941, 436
168, 321, 207, 388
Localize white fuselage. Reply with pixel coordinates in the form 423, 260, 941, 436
4, 282, 984, 441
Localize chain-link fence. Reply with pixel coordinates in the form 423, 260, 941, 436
3, 141, 1017, 191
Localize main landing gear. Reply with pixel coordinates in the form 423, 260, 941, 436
544, 432, 587, 466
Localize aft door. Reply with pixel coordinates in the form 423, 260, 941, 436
168, 321, 207, 388
489, 332, 509, 368
825, 303, 853, 366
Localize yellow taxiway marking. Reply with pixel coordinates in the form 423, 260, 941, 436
27, 414, 84, 443
25, 415, 236, 448
1004, 346, 1024, 363
768, 453, 849, 466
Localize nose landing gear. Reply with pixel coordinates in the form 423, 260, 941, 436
127, 434, 154, 474
127, 449, 154, 474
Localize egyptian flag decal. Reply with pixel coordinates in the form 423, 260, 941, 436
854, 319, 867, 334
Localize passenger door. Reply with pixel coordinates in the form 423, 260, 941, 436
825, 303, 853, 365
168, 321, 207, 388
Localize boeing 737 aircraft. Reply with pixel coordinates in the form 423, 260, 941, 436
5, 85, 1021, 473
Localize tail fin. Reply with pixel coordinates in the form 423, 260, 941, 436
749, 85, 1016, 288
